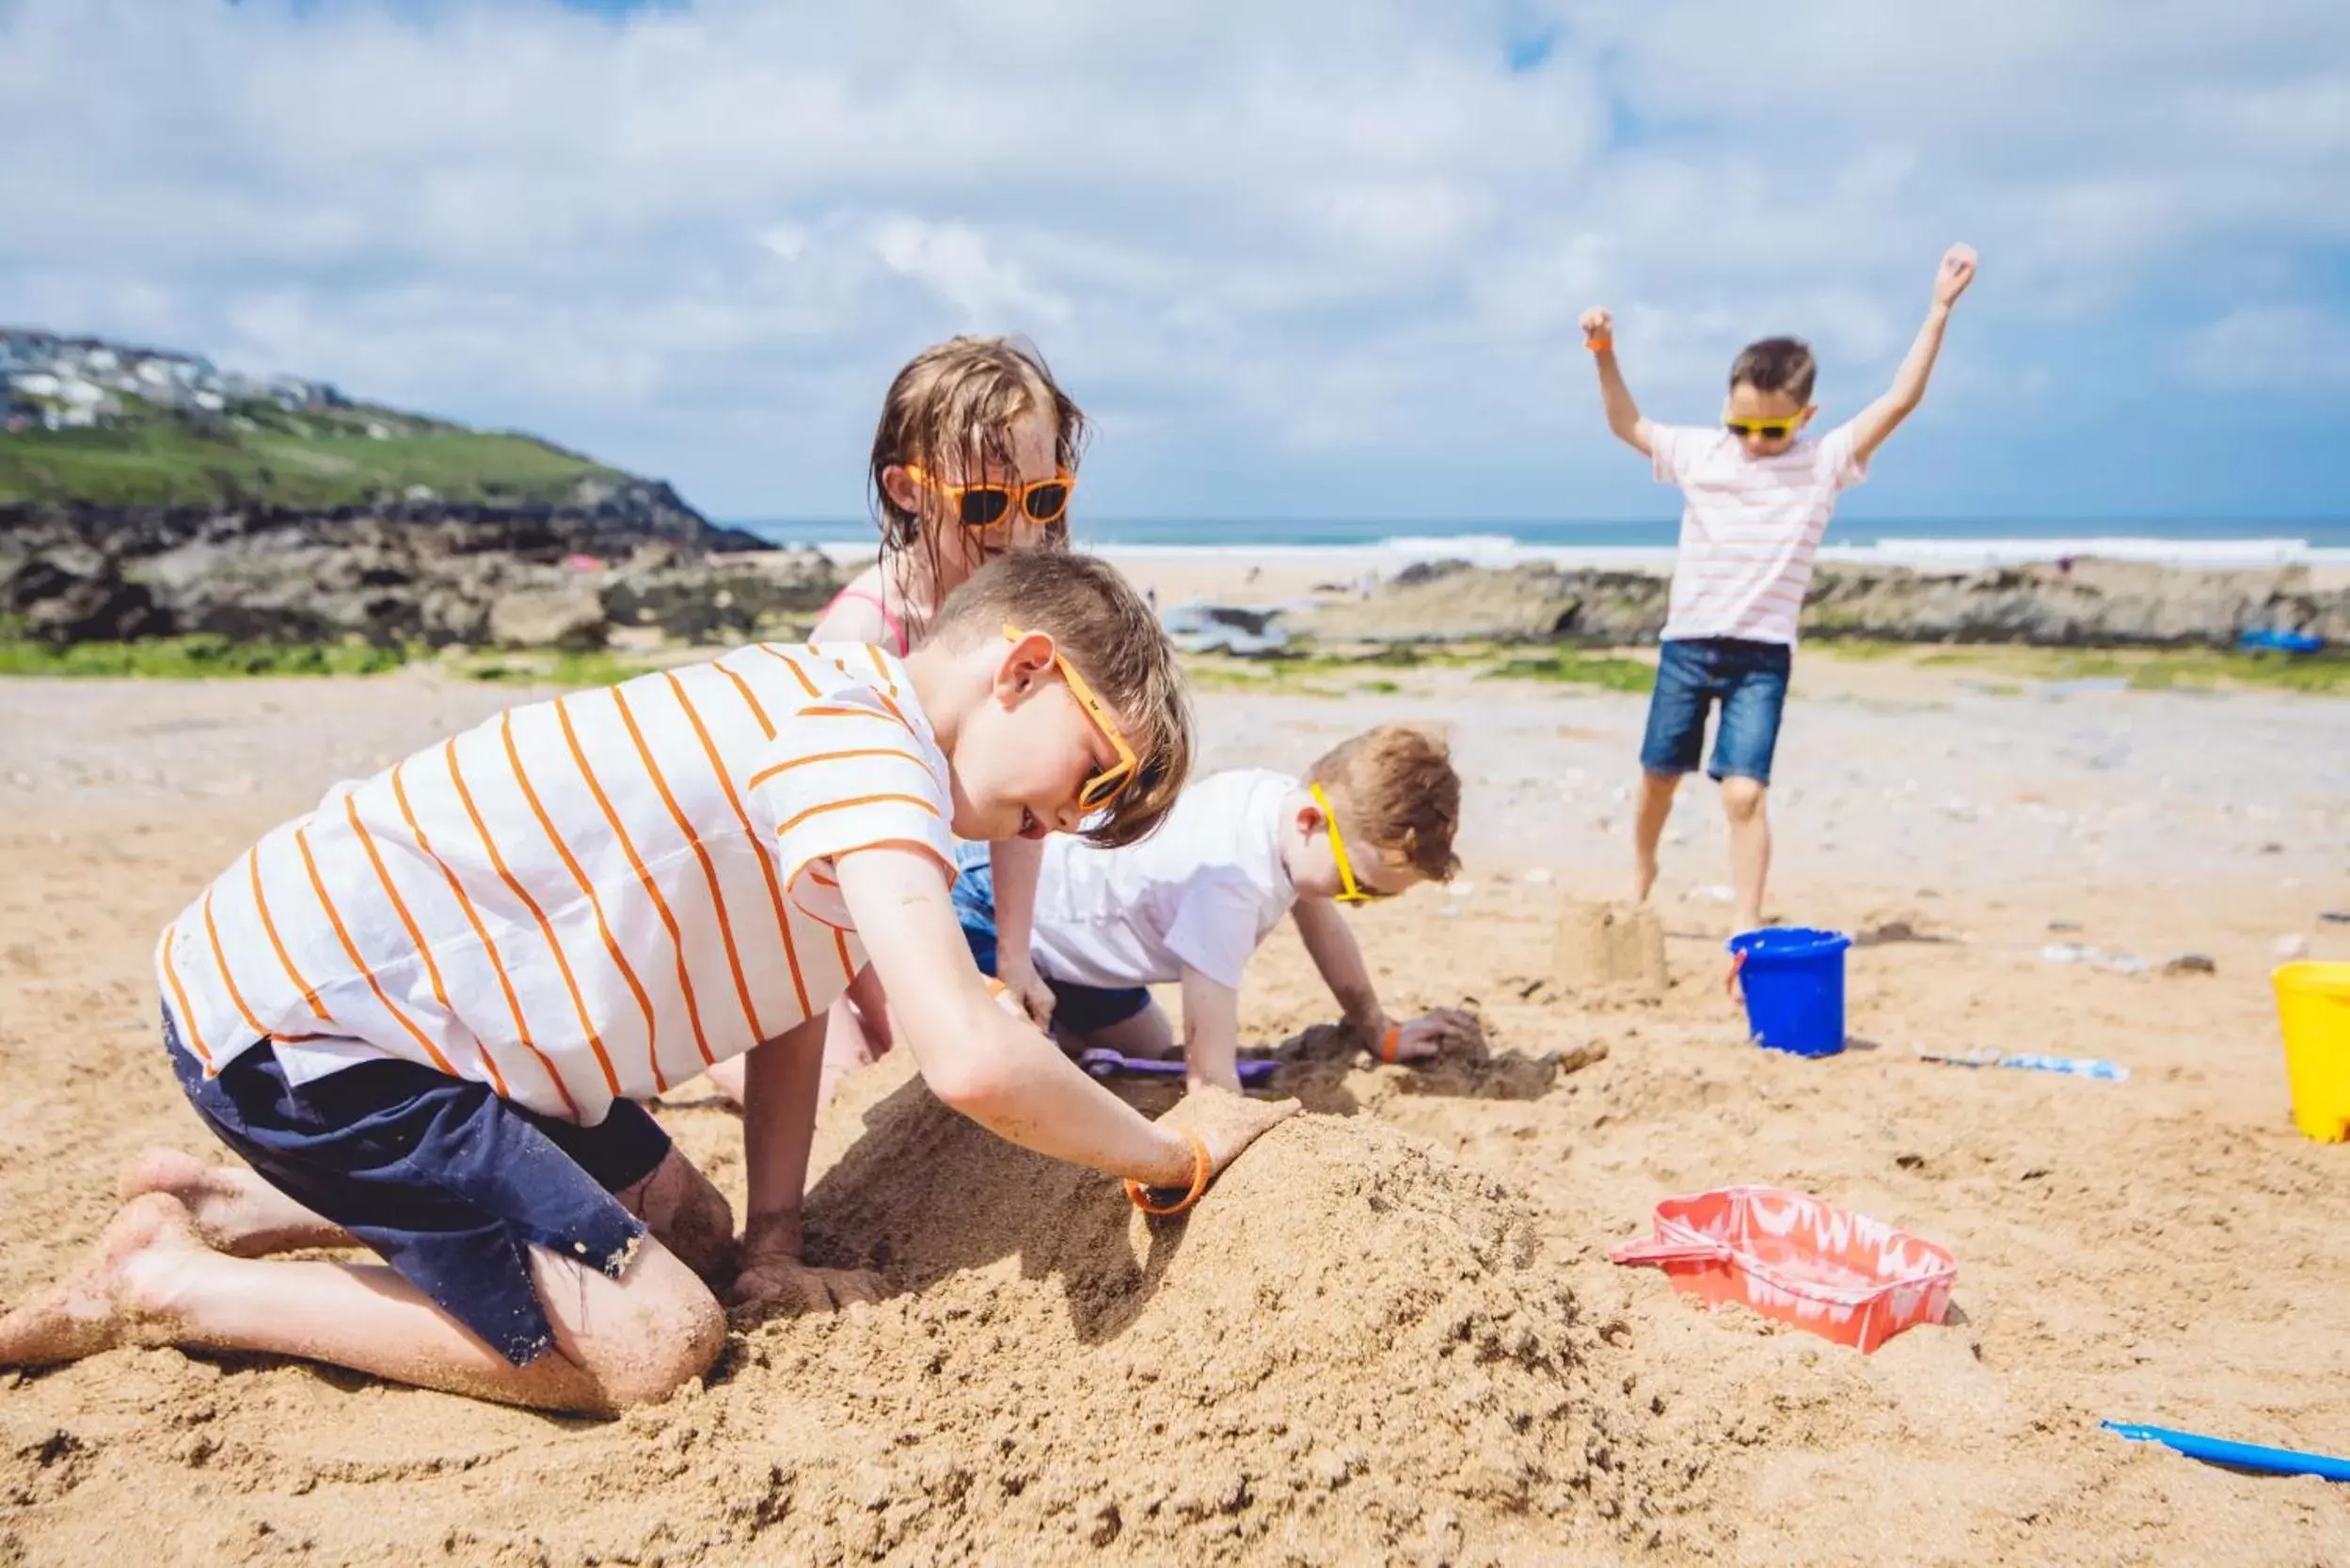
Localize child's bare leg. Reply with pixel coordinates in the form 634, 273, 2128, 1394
614, 1148, 733, 1286
122, 1147, 734, 1287
0, 1194, 724, 1414
840, 965, 892, 1054
706, 986, 879, 1111
1069, 1000, 1176, 1062
700, 1053, 747, 1104
1719, 775, 1770, 932
119, 1148, 350, 1256
1632, 769, 1681, 904
815, 990, 881, 1106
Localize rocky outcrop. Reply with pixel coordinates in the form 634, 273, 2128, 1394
598, 546, 848, 644
485, 583, 611, 652
1, 473, 767, 563
1296, 558, 2350, 649
0, 483, 838, 648
1800, 559, 2350, 646
1, 545, 171, 642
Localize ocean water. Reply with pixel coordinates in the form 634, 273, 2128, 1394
737, 515, 2350, 569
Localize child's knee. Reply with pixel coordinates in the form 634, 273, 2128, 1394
658, 1285, 728, 1395
1718, 776, 1768, 819
612, 1302, 724, 1409
585, 1266, 726, 1409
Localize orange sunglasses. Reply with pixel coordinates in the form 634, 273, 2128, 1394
907, 465, 1075, 531
1005, 625, 1137, 813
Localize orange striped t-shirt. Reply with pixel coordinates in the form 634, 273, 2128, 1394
155, 641, 955, 1124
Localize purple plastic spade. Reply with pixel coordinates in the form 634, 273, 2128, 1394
1079, 1049, 1279, 1087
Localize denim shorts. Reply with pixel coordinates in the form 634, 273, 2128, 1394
166, 1008, 671, 1366
950, 843, 1151, 1036
1639, 637, 1793, 784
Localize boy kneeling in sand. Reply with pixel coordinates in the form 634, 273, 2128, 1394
0, 552, 1294, 1413
1581, 245, 1977, 933
952, 723, 1478, 1088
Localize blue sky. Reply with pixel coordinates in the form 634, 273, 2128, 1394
4, 0, 2345, 523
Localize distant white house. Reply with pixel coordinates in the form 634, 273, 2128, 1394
0, 326, 319, 428
264, 373, 343, 411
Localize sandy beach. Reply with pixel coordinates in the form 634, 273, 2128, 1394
2, 647, 2347, 1564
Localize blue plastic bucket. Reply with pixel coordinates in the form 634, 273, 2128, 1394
1727, 927, 1852, 1058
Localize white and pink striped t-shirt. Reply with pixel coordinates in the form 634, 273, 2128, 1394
156, 642, 956, 1126
1652, 420, 1868, 645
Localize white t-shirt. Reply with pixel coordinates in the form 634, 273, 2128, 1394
1029, 769, 1298, 991
1652, 420, 1869, 645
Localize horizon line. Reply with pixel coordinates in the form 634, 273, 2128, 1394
717, 513, 2350, 528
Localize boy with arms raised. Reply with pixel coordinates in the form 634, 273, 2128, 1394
0, 552, 1294, 1413
1581, 245, 1978, 932
954, 723, 1477, 1088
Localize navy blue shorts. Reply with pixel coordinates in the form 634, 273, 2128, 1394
950, 843, 1152, 1036
1640, 637, 1794, 784
165, 1008, 671, 1366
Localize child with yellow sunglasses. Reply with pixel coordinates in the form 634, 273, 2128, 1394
1579, 245, 1978, 936
950, 724, 1479, 1090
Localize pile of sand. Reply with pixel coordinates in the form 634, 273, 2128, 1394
0, 1062, 1691, 1565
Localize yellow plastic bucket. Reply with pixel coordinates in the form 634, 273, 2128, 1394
2275, 962, 2350, 1143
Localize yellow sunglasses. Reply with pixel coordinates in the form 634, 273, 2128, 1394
1310, 783, 1392, 903
908, 465, 1075, 531
1724, 412, 1810, 440
1005, 625, 1137, 813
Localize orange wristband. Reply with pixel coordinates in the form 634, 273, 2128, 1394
1125, 1129, 1212, 1216
1585, 336, 1613, 353
1379, 1024, 1401, 1064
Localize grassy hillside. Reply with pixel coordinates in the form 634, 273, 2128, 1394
0, 396, 620, 509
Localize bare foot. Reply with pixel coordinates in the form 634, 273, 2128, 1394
0, 1195, 204, 1367
119, 1146, 217, 1206
120, 1148, 348, 1256
1632, 849, 1659, 904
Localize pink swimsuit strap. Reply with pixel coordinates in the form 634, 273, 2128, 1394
824, 586, 911, 656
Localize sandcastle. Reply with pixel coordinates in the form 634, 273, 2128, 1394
1553, 899, 1670, 997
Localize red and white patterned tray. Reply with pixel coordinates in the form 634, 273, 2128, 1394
1612, 1185, 1957, 1354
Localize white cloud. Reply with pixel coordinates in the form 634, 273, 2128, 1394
1, 0, 2343, 516
2180, 305, 2350, 389
869, 217, 1072, 327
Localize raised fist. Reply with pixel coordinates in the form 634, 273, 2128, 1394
1934, 245, 1977, 308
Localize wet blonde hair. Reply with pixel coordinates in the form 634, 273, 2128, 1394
868, 336, 1090, 639
930, 550, 1190, 849
1308, 724, 1462, 882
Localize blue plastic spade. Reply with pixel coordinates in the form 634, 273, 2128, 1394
2103, 1420, 2350, 1481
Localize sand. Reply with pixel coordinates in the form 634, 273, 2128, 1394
2, 656, 2348, 1565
